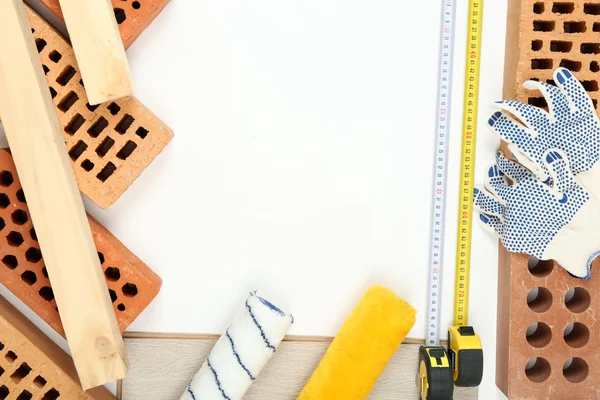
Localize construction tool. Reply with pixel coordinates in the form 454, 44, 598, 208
57, 0, 133, 104
0, 0, 128, 389
418, 1, 484, 398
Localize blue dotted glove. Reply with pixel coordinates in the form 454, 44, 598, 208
473, 150, 600, 279
487, 67, 600, 196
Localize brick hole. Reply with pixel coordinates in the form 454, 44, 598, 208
81, 159, 95, 172
21, 271, 36, 286
39, 287, 54, 302
79, 79, 84, 87
560, 59, 582, 71
115, 8, 127, 24
16, 190, 25, 203
98, 252, 105, 264
97, 162, 116, 182
581, 80, 599, 91
86, 102, 100, 112
533, 21, 555, 31
42, 267, 48, 278
105, 267, 120, 281
108, 102, 121, 115
525, 357, 551, 383
528, 257, 553, 277
42, 65, 49, 75
526, 322, 552, 348
122, 282, 138, 297
0, 366, 3, 376
550, 40, 573, 52
531, 59, 553, 70
136, 127, 149, 139
56, 65, 76, 86
0, 342, 4, 350
0, 218, 5, 232
531, 40, 543, 51
591, 61, 599, 72
87, 116, 109, 138
33, 375, 46, 388
533, 2, 544, 13
16, 390, 32, 400
0, 386, 8, 400
30, 228, 37, 241
65, 113, 85, 135
57, 91, 79, 112
564, 322, 589, 348
552, 2, 575, 13
48, 50, 62, 63
117, 303, 126, 311
7, 231, 24, 247
116, 114, 135, 134
2, 255, 17, 270
10, 362, 31, 384
49, 87, 57, 99
584, 3, 600, 14
594, 99, 598, 109
68, 140, 88, 161
564, 21, 586, 33
5, 351, 17, 363
595, 22, 600, 32
25, 247, 42, 263
0, 194, 9, 209
132, 1, 141, 9
527, 287, 552, 313
563, 357, 588, 383
581, 43, 600, 54
529, 97, 548, 109
41, 389, 59, 400
96, 137, 115, 157
565, 287, 590, 312
11, 210, 27, 225
117, 140, 138, 160
35, 38, 46, 52
0, 171, 13, 187
109, 289, 117, 302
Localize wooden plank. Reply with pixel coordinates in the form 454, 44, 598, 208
119, 335, 477, 400
57, 0, 133, 105
0, 0, 128, 389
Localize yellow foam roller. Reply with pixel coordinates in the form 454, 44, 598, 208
298, 285, 416, 400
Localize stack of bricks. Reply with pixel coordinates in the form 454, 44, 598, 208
27, 4, 173, 208
0, 149, 162, 337
39, 0, 171, 49
0, 295, 115, 399
499, 1, 600, 398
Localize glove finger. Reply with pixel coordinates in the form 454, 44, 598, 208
484, 164, 511, 203
554, 67, 596, 116
493, 100, 551, 131
473, 187, 505, 218
477, 213, 503, 238
495, 151, 531, 182
507, 143, 548, 181
543, 149, 576, 193
488, 111, 533, 151
523, 79, 570, 116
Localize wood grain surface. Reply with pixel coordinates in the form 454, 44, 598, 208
119, 335, 477, 399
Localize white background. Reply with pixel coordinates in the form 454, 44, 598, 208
6, 0, 510, 398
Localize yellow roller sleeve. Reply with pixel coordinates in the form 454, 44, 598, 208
298, 285, 416, 400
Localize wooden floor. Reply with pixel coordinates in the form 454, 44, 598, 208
118, 334, 477, 399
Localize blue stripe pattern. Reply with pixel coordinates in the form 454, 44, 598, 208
226, 329, 255, 380
207, 356, 232, 400
245, 299, 276, 352
187, 383, 197, 400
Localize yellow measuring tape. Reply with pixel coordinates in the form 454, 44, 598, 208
448, 0, 484, 389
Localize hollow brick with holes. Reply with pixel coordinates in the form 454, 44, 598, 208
25, 5, 173, 208
39, 0, 171, 49
499, 1, 600, 398
0, 295, 115, 399
0, 149, 162, 337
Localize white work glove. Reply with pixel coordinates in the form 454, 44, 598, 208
487, 67, 600, 198
473, 150, 600, 279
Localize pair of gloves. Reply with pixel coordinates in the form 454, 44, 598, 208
475, 67, 600, 279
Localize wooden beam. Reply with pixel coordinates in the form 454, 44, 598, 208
57, 0, 133, 105
0, 0, 128, 389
